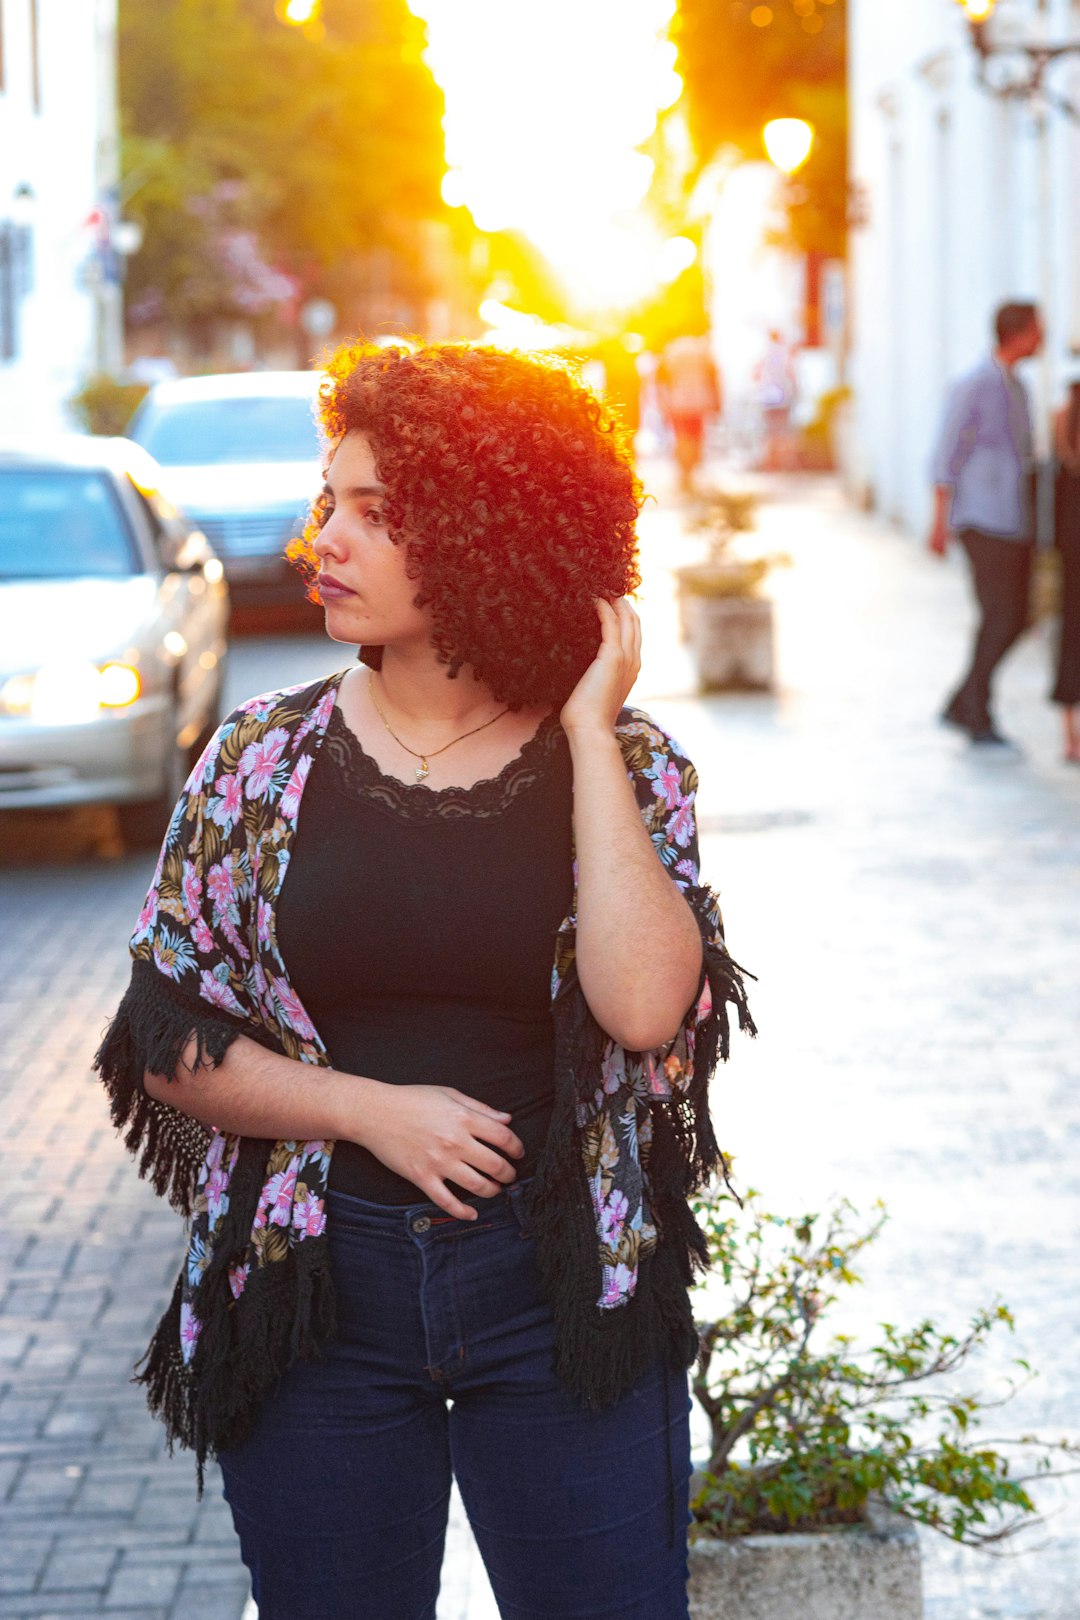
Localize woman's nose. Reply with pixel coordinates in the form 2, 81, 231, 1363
312, 510, 344, 561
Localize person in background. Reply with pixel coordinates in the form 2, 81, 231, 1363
929, 301, 1043, 748
656, 334, 722, 493
755, 329, 798, 472
1052, 375, 1080, 762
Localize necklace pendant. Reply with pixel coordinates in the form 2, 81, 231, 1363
415, 759, 430, 782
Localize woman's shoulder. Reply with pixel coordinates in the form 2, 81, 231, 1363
217, 672, 346, 736
615, 705, 694, 771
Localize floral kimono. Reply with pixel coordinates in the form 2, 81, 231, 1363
95, 670, 754, 1485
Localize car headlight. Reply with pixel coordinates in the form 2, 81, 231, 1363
0, 660, 142, 722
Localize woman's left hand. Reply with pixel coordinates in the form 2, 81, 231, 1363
560, 597, 642, 738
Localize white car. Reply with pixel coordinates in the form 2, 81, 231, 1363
128, 370, 324, 606
0, 437, 230, 846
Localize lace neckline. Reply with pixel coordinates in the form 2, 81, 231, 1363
321, 704, 567, 820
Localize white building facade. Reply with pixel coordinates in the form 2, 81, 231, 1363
847, 0, 1080, 534
0, 0, 120, 437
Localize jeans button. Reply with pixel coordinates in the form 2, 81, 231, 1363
411, 1215, 432, 1234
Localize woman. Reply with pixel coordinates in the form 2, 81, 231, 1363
96, 341, 754, 1620
1052, 379, 1080, 761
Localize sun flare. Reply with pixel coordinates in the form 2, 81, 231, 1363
409, 0, 683, 316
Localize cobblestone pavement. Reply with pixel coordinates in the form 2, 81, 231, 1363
1, 471, 1078, 1618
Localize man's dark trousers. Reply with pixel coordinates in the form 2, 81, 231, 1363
945, 529, 1034, 730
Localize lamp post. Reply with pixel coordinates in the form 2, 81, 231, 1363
761, 118, 835, 358
951, 0, 1080, 119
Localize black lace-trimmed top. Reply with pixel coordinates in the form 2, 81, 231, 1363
276, 704, 575, 1204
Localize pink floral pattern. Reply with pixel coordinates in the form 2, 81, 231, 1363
239, 727, 290, 799
209, 769, 244, 832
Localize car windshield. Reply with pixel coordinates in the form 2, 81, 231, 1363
0, 469, 141, 580
133, 394, 320, 466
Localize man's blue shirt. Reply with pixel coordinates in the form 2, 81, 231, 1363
931, 357, 1033, 539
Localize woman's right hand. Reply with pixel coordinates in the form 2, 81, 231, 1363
351, 1082, 525, 1220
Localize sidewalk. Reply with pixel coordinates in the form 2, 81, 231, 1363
1, 472, 1077, 1619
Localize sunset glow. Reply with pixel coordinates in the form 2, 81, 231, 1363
409, 0, 683, 315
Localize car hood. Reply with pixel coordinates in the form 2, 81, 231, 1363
156, 462, 321, 515
1, 577, 161, 674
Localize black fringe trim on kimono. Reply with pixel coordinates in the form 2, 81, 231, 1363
95, 958, 337, 1493
132, 1134, 337, 1495
92, 958, 252, 1215
528, 913, 756, 1414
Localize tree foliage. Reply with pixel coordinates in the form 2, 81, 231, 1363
672, 0, 847, 256
118, 0, 447, 331
692, 1191, 1080, 1545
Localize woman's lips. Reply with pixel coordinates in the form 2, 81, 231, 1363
318, 574, 356, 600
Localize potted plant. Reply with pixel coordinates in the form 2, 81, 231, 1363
687, 1190, 1077, 1620
674, 491, 787, 693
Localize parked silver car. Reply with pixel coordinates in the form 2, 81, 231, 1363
128, 370, 324, 607
0, 437, 230, 846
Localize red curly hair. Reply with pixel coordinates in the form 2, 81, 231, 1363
288, 340, 642, 708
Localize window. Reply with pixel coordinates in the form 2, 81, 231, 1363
132, 395, 321, 466
0, 470, 142, 579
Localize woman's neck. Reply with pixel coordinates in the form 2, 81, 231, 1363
363, 647, 505, 730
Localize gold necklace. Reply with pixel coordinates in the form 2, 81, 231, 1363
368, 674, 512, 782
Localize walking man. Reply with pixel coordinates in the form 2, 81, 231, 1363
929, 301, 1042, 746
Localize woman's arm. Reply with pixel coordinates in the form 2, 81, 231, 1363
143, 1036, 524, 1221
561, 599, 703, 1051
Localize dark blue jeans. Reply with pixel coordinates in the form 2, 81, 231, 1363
218, 1181, 692, 1620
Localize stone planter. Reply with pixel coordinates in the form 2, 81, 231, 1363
684, 593, 776, 692
687, 1500, 923, 1620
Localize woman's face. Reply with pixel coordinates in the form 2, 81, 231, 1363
312, 432, 431, 649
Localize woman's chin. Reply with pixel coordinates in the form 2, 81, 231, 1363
321, 601, 368, 642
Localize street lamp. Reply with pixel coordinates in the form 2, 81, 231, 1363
275, 0, 321, 25
762, 118, 815, 174
951, 0, 1080, 119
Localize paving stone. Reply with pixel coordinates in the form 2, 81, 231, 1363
40, 1543, 118, 1592
70, 1476, 145, 1518
8, 1462, 81, 1507
0, 1540, 50, 1597
169, 1583, 249, 1620
105, 1561, 182, 1610
43, 1408, 107, 1442
0, 1397, 53, 1440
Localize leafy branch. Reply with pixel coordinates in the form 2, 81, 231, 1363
691, 1190, 1080, 1546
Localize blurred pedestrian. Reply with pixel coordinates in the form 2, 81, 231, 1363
656, 333, 722, 492
95, 341, 754, 1620
929, 300, 1042, 747
755, 329, 798, 471
1052, 376, 1080, 762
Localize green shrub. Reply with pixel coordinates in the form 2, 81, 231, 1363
692, 1190, 1077, 1547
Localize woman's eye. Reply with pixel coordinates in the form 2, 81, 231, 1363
364, 507, 386, 526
